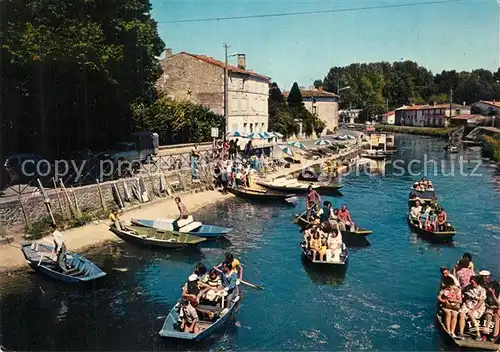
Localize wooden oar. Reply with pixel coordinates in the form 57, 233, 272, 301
213, 267, 264, 290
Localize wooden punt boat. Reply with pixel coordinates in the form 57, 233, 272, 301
293, 215, 372, 240
407, 216, 455, 242
228, 186, 296, 203
21, 243, 106, 283
109, 224, 206, 248
300, 242, 348, 266
360, 151, 387, 160
257, 180, 343, 194
436, 313, 499, 350
159, 292, 240, 340
130, 216, 231, 238
297, 173, 319, 182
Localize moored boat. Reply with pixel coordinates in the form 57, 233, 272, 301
158, 289, 240, 340
300, 242, 348, 266
109, 224, 206, 248
21, 243, 106, 283
130, 216, 231, 238
227, 186, 296, 203
257, 179, 343, 194
360, 150, 387, 160
444, 144, 459, 153
407, 215, 455, 242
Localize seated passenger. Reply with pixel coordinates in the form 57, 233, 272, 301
179, 298, 199, 334
485, 281, 500, 341
338, 205, 354, 231
440, 267, 460, 287
453, 253, 475, 275
481, 271, 500, 340
410, 200, 423, 227
438, 276, 462, 337
182, 274, 202, 307
318, 238, 328, 261
193, 263, 208, 284
309, 232, 322, 260
200, 269, 224, 304
325, 229, 343, 262
458, 276, 486, 341
425, 219, 435, 232
456, 258, 475, 289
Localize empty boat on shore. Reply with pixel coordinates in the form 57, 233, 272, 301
130, 216, 231, 238
21, 243, 106, 283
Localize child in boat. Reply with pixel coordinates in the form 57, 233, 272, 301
199, 269, 224, 304
309, 232, 322, 260
179, 298, 200, 334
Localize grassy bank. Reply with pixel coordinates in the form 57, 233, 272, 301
480, 135, 500, 162
375, 125, 456, 137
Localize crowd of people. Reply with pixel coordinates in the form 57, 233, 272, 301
301, 225, 344, 263
177, 253, 242, 334
438, 253, 499, 342
306, 186, 356, 232
409, 178, 452, 233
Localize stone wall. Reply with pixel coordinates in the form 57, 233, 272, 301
155, 53, 224, 115
0, 166, 214, 230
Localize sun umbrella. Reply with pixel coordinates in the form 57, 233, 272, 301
227, 131, 247, 138
288, 141, 307, 150
315, 139, 331, 146
278, 145, 295, 157
247, 132, 264, 140
261, 131, 273, 139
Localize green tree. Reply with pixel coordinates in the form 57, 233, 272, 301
131, 97, 224, 144
287, 82, 303, 109
274, 105, 298, 138
268, 82, 285, 131
313, 79, 323, 89
0, 0, 164, 158
313, 118, 326, 137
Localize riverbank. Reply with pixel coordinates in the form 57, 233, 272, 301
480, 135, 500, 162
0, 190, 233, 273
375, 125, 455, 137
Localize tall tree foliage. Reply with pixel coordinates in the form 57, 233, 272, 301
319, 61, 500, 120
0, 0, 165, 158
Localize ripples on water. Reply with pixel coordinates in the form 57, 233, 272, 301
1, 135, 499, 351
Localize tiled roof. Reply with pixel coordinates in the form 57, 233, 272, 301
478, 100, 500, 108
283, 88, 338, 98
176, 52, 271, 81
397, 104, 465, 111
382, 110, 396, 116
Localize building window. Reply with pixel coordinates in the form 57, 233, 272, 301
241, 97, 248, 112
243, 123, 247, 133
231, 98, 238, 112
250, 123, 253, 133
261, 122, 265, 132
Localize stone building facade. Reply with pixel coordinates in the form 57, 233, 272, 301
156, 50, 271, 135
283, 87, 340, 134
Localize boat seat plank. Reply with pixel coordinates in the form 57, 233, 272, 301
196, 304, 224, 313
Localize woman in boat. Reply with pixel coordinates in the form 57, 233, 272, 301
438, 276, 462, 337
452, 253, 475, 275
179, 298, 200, 334
455, 258, 475, 289
440, 267, 460, 287
458, 276, 486, 341
325, 229, 343, 263
194, 263, 208, 284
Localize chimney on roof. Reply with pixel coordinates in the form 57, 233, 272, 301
165, 48, 173, 58
237, 54, 246, 70
318, 86, 323, 92
463, 101, 466, 106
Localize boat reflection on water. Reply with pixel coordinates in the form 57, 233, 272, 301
408, 231, 455, 252
300, 256, 347, 286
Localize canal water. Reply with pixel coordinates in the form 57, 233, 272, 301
1, 135, 499, 351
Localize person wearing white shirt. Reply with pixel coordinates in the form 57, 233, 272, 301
50, 224, 67, 271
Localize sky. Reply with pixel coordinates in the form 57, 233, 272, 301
150, 0, 500, 90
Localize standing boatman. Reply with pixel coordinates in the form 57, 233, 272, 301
306, 185, 321, 220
